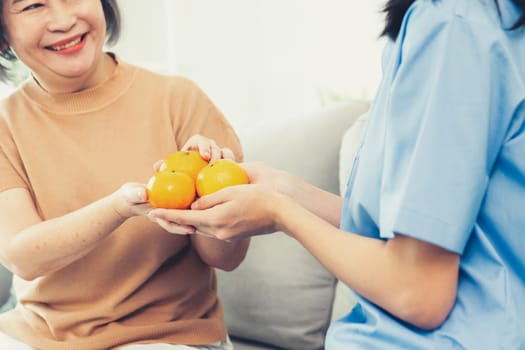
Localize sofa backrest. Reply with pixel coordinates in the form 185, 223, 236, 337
217, 100, 369, 350
0, 264, 12, 307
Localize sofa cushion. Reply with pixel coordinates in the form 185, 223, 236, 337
229, 337, 281, 350
0, 287, 16, 313
218, 100, 369, 350
219, 233, 335, 350
0, 264, 12, 309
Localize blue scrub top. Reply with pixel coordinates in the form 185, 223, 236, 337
329, 0, 525, 349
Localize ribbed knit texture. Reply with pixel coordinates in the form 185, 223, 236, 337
0, 54, 243, 349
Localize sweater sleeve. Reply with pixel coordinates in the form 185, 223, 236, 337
169, 77, 244, 161
0, 119, 28, 192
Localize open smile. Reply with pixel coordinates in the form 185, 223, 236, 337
46, 34, 87, 52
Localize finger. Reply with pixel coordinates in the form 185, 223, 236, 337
199, 142, 214, 161
127, 186, 148, 204
221, 147, 235, 160
134, 203, 153, 216
154, 159, 165, 172
134, 202, 153, 211
155, 218, 196, 235
190, 190, 230, 210
149, 208, 219, 236
190, 140, 212, 161
209, 144, 222, 161
194, 230, 218, 239
195, 229, 235, 242
182, 135, 213, 161
149, 208, 199, 226
147, 212, 158, 222
181, 134, 202, 150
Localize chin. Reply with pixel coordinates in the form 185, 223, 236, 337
54, 63, 95, 79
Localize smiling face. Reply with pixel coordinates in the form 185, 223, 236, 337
2, 0, 111, 92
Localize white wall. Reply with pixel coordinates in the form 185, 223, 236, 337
114, 0, 386, 129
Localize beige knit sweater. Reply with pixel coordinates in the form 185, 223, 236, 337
0, 55, 242, 349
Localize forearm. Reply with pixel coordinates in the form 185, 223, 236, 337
7, 193, 126, 280
275, 171, 342, 227
274, 195, 459, 330
148, 177, 457, 329
191, 234, 250, 271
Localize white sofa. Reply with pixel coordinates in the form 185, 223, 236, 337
0, 266, 11, 313
0, 99, 369, 349
219, 100, 369, 349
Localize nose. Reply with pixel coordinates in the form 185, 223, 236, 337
46, 1, 77, 32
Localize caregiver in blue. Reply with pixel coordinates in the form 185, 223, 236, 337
149, 0, 525, 348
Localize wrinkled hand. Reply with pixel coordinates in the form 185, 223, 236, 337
153, 134, 236, 172
113, 182, 152, 218
148, 184, 284, 241
182, 134, 235, 162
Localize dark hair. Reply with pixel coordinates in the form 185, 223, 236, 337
0, 0, 121, 83
381, 0, 525, 40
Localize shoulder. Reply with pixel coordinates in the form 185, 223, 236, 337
407, 0, 500, 26
400, 0, 525, 66
403, 0, 510, 39
396, 0, 510, 61
133, 67, 208, 103
0, 87, 27, 123
117, 58, 202, 94
112, 58, 211, 106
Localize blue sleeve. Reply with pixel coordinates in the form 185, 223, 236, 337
378, 4, 512, 253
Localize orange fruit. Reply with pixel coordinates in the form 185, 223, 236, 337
161, 150, 209, 181
146, 170, 196, 209
196, 159, 249, 197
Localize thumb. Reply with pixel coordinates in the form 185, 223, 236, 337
125, 184, 148, 204
191, 189, 230, 210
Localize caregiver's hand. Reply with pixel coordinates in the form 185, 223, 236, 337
148, 183, 287, 241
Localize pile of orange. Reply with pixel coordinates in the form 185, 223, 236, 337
146, 150, 249, 209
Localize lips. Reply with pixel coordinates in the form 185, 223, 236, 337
46, 34, 86, 51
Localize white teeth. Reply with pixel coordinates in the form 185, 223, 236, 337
50, 36, 82, 51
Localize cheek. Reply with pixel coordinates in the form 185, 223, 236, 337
3, 16, 44, 53
79, 1, 107, 26
82, 6, 108, 41
7, 31, 35, 56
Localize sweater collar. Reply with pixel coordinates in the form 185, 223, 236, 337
21, 53, 136, 116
